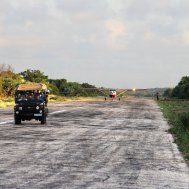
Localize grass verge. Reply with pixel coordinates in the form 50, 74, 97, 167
159, 100, 189, 163
48, 95, 98, 102
0, 95, 99, 108
0, 97, 14, 107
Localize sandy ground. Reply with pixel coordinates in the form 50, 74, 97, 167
0, 98, 188, 189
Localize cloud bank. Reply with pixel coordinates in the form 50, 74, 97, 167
0, 0, 189, 88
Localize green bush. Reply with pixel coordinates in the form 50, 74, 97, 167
159, 100, 189, 161
178, 113, 189, 131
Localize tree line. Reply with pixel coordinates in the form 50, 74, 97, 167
164, 76, 189, 99
0, 64, 103, 97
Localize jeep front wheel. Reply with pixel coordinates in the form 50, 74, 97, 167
41, 114, 46, 124
14, 115, 21, 125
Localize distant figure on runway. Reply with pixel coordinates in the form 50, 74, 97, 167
156, 92, 159, 101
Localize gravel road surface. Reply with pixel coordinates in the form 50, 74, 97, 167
0, 98, 189, 189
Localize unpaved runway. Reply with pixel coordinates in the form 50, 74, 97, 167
0, 98, 189, 189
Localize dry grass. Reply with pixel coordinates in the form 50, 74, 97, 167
48, 94, 99, 102
0, 95, 99, 108
0, 98, 15, 108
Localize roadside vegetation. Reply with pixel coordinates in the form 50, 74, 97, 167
0, 64, 105, 107
0, 64, 104, 98
163, 76, 189, 99
159, 100, 189, 162
160, 76, 189, 162
0, 97, 15, 107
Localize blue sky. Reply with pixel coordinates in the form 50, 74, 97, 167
0, 0, 189, 88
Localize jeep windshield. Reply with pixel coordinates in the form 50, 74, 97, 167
15, 91, 44, 103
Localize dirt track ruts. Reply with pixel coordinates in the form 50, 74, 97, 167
0, 98, 189, 188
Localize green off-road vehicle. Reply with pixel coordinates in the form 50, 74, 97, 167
14, 83, 49, 125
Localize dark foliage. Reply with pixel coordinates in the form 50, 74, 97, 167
164, 76, 189, 99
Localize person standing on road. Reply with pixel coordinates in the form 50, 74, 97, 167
156, 92, 159, 101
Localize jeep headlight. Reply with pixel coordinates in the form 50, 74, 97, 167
40, 103, 44, 109
36, 106, 39, 110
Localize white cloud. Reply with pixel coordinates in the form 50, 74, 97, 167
144, 31, 155, 40
0, 35, 44, 47
182, 32, 189, 46
0, 0, 189, 88
105, 19, 127, 49
25, 21, 34, 28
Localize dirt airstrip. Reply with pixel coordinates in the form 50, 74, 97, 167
0, 98, 188, 188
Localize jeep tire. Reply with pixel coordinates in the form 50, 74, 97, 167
14, 115, 21, 125
41, 114, 46, 124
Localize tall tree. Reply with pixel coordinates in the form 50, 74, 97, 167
19, 69, 48, 83
0, 64, 22, 97
0, 64, 14, 77
172, 76, 189, 99
2, 78, 17, 96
